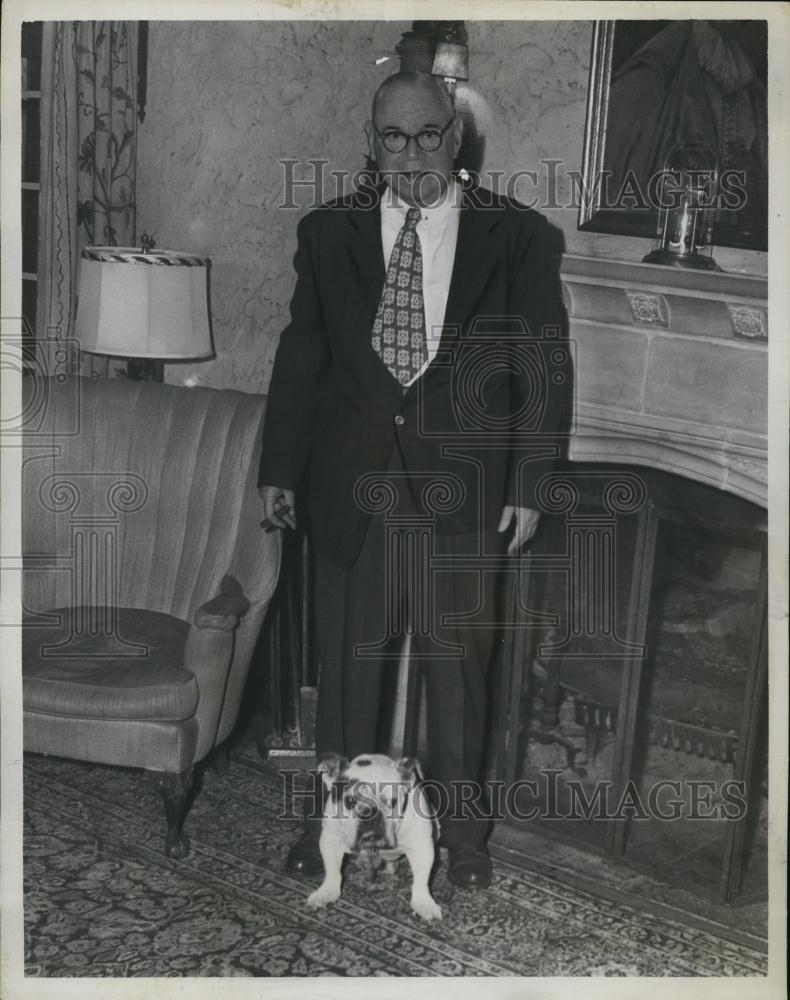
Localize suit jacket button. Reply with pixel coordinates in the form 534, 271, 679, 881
394, 414, 405, 426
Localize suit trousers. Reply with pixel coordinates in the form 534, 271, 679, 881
313, 447, 503, 847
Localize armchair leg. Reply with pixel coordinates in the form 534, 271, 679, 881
154, 768, 194, 859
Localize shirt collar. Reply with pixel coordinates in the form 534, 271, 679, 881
381, 178, 461, 222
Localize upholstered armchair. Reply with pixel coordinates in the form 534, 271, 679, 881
22, 376, 280, 857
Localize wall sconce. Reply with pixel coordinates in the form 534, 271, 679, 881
75, 236, 214, 381
431, 40, 469, 95
397, 21, 469, 95
643, 142, 721, 271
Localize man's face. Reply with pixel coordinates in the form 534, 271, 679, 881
366, 82, 463, 208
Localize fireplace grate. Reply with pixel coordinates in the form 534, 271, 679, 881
573, 697, 740, 764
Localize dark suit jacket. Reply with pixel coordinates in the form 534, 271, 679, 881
258, 182, 569, 570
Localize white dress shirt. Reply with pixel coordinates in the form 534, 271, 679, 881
380, 180, 461, 385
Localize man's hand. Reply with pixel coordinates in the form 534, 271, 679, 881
497, 505, 540, 555
258, 485, 297, 531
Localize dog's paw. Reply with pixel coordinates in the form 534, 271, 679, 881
306, 885, 341, 910
411, 896, 442, 922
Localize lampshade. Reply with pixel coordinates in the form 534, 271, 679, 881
75, 247, 213, 359
431, 41, 469, 81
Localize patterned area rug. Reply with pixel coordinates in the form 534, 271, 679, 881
23, 752, 767, 977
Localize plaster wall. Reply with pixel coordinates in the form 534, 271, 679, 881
136, 20, 767, 393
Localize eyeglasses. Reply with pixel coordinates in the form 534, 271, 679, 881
373, 117, 455, 154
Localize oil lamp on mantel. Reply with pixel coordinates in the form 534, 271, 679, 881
643, 140, 721, 271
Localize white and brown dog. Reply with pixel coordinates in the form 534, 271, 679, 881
306, 752, 442, 922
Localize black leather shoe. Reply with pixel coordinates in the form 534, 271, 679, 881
285, 826, 323, 877
447, 844, 492, 888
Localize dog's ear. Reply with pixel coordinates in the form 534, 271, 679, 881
396, 757, 423, 785
317, 752, 349, 789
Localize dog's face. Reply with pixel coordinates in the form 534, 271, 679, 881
318, 753, 421, 850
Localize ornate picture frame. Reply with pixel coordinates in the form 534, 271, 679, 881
577, 20, 768, 252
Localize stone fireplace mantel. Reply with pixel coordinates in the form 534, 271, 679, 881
560, 255, 768, 508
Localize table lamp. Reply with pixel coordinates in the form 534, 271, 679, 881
75, 235, 213, 381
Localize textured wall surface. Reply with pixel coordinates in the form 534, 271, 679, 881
136, 20, 767, 393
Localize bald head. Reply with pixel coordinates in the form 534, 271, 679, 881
365, 70, 462, 208
371, 71, 455, 123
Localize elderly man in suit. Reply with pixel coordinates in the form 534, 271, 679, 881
259, 70, 567, 888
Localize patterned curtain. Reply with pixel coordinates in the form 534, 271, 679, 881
37, 22, 139, 379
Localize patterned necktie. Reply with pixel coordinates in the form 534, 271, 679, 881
371, 207, 427, 386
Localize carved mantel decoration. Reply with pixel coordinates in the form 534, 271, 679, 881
727, 303, 768, 342
624, 290, 669, 327
560, 255, 768, 507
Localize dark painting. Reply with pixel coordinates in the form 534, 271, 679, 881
578, 20, 768, 251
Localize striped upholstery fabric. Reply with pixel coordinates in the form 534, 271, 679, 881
23, 377, 278, 622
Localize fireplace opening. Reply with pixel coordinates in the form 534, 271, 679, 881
493, 462, 767, 913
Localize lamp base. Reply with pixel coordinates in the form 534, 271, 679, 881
126, 358, 164, 382
642, 249, 721, 271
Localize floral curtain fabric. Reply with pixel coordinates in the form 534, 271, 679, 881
37, 22, 139, 378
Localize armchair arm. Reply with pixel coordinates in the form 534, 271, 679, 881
194, 575, 251, 631
183, 575, 251, 763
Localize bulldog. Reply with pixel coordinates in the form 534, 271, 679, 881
305, 752, 442, 922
